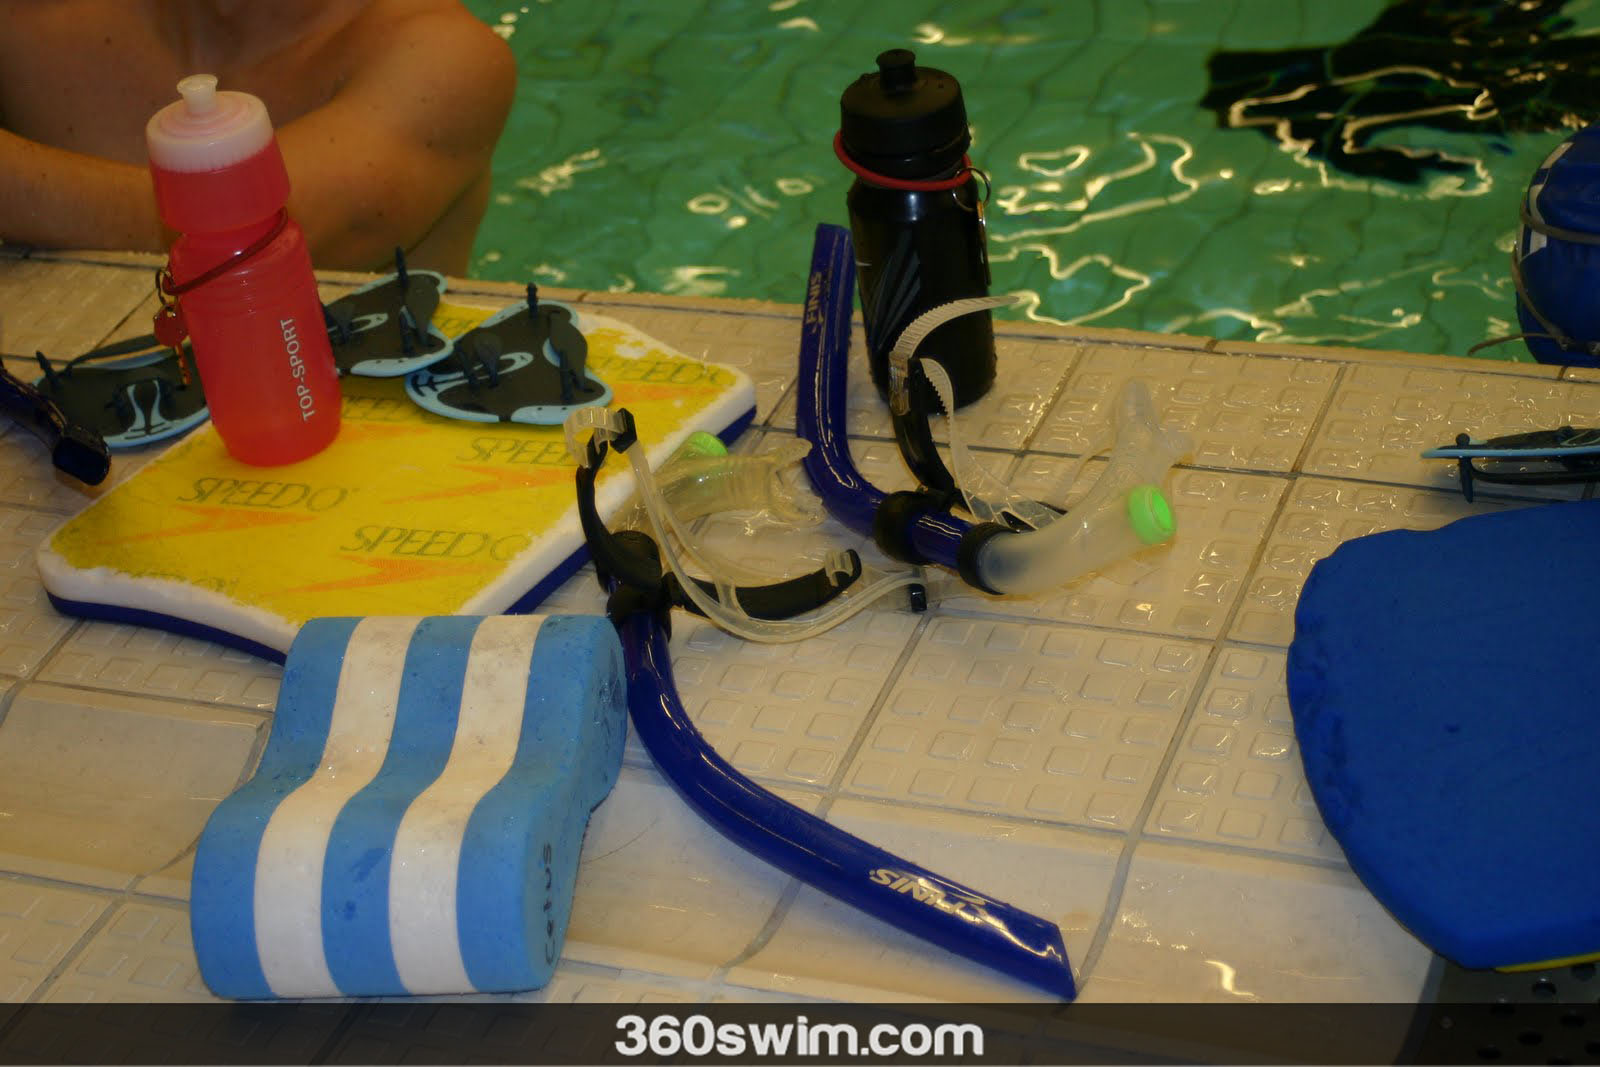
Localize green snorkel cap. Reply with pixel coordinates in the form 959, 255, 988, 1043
679, 431, 728, 459
1127, 483, 1176, 545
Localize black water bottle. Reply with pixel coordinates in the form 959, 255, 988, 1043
838, 49, 994, 408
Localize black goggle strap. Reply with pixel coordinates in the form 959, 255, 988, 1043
572, 413, 863, 628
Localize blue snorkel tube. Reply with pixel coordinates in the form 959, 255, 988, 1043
796, 224, 979, 577
570, 426, 1076, 999
614, 610, 1075, 999
796, 222, 1191, 598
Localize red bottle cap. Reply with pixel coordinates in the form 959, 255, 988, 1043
146, 74, 291, 233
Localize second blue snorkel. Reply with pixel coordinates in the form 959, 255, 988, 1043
797, 223, 1192, 597
796, 223, 977, 575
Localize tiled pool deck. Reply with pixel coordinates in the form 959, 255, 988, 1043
1, 246, 1595, 1022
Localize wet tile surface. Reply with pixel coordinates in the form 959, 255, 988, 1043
42, 902, 217, 1002
0, 260, 152, 361
0, 265, 1481, 1010
564, 766, 818, 979
930, 465, 1285, 640
0, 507, 78, 677
840, 617, 1207, 832
1303, 363, 1600, 492
1229, 478, 1534, 647
1085, 841, 1432, 1005
0, 684, 260, 889
1143, 646, 1339, 861
0, 877, 109, 1001
36, 621, 283, 710
1033, 345, 1339, 471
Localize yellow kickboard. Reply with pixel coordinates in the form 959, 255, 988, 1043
37, 304, 755, 657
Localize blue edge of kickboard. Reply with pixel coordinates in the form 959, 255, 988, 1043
43, 406, 755, 664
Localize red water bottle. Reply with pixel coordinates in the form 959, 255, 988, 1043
146, 74, 340, 465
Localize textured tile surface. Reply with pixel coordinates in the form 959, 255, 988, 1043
1303, 363, 1600, 492
42, 902, 216, 1002
0, 877, 109, 1001
565, 766, 817, 979
1085, 841, 1432, 1004
36, 621, 283, 710
1144, 646, 1338, 861
1229, 478, 1533, 647
932, 465, 1285, 640
0, 684, 260, 888
1032, 345, 1338, 471
0, 507, 79, 678
0, 259, 151, 360
665, 606, 919, 791
0, 261, 1481, 1008
841, 617, 1208, 833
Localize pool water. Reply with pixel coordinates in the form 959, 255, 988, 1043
463, 0, 1600, 359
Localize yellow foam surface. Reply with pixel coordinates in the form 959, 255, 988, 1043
38, 304, 753, 652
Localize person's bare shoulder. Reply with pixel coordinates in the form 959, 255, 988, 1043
339, 0, 517, 148
275, 0, 516, 270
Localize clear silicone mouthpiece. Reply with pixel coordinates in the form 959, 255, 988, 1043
975, 378, 1191, 593
887, 298, 1192, 594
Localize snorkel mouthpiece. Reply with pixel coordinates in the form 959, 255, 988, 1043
885, 297, 1189, 591
1128, 483, 1176, 545
973, 378, 1190, 595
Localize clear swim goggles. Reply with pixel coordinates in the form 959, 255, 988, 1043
565, 407, 924, 642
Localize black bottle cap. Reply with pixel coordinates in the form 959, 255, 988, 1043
840, 49, 971, 181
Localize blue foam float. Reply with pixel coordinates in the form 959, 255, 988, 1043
1288, 501, 1600, 969
191, 613, 625, 998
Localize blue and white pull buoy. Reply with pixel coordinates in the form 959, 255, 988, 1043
1515, 126, 1600, 367
190, 613, 626, 999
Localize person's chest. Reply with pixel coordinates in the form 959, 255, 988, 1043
0, 6, 348, 163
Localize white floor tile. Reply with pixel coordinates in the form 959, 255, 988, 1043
1303, 363, 1600, 492
0, 684, 260, 889
663, 607, 919, 791
36, 621, 282, 710
840, 617, 1208, 833
1144, 646, 1338, 861
564, 766, 817, 979
0, 507, 77, 677
0, 876, 108, 1000
931, 465, 1285, 639
1033, 345, 1337, 471
0, 264, 1504, 1008
1083, 840, 1431, 1003
42, 901, 215, 1002
1230, 477, 1534, 646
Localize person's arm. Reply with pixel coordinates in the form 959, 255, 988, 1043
0, 7, 514, 274
275, 9, 516, 273
0, 129, 167, 252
